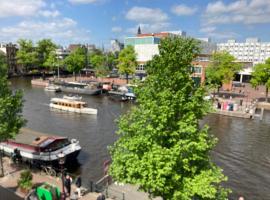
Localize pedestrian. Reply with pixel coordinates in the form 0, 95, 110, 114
75, 176, 82, 198
64, 174, 73, 197
97, 193, 105, 200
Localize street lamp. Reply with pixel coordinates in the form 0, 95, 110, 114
58, 152, 66, 200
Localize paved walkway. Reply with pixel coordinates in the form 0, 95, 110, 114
0, 157, 102, 200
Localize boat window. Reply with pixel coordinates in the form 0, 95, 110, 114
44, 139, 70, 151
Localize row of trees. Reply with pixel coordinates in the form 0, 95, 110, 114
16, 39, 57, 71
15, 38, 138, 82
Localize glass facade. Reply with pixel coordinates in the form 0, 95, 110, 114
125, 37, 160, 46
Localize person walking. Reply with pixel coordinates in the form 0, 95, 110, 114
64, 174, 73, 197
75, 176, 82, 198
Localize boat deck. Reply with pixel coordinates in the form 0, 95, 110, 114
14, 128, 58, 145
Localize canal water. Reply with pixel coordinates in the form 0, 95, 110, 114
10, 78, 270, 200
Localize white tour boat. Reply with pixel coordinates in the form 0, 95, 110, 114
63, 95, 82, 101
50, 98, 98, 115
45, 85, 61, 92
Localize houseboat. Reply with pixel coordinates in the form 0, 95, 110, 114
0, 128, 81, 165
50, 98, 98, 115
55, 81, 102, 95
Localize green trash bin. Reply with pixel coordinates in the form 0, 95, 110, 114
36, 183, 61, 200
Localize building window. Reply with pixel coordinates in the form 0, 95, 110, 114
136, 64, 145, 71
192, 66, 202, 74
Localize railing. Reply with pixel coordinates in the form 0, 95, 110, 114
86, 175, 126, 200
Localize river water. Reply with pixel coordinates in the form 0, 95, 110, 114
10, 77, 270, 200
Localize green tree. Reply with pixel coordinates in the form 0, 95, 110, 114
36, 39, 57, 68
89, 51, 109, 77
44, 51, 62, 78
206, 51, 241, 92
117, 45, 137, 83
110, 37, 229, 200
64, 47, 86, 81
106, 52, 118, 70
0, 55, 25, 176
250, 58, 270, 102
16, 39, 38, 72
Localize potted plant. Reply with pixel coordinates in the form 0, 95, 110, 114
17, 169, 33, 194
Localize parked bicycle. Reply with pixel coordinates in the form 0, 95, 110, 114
40, 165, 57, 177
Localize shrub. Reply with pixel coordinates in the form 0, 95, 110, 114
17, 169, 33, 190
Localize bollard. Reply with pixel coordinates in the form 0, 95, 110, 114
122, 192, 125, 200
105, 187, 108, 198
89, 181, 93, 192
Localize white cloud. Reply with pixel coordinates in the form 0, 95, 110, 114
69, 0, 98, 4
207, 31, 240, 39
204, 0, 270, 25
0, 0, 45, 18
171, 4, 197, 16
0, 18, 91, 45
200, 26, 216, 33
111, 26, 122, 33
126, 6, 170, 34
126, 6, 169, 23
39, 10, 60, 18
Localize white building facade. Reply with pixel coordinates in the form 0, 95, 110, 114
0, 43, 6, 54
110, 39, 124, 53
217, 38, 270, 65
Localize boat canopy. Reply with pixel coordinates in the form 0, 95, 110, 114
50, 98, 86, 105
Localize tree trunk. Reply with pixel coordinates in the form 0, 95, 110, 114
266, 87, 268, 102
126, 73, 129, 84
74, 72, 77, 81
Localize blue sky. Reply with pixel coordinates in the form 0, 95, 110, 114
0, 0, 270, 47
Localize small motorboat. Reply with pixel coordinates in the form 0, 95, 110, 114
45, 85, 61, 92
63, 95, 82, 101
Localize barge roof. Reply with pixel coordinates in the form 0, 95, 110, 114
13, 128, 65, 147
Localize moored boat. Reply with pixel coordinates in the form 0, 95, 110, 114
0, 128, 81, 165
55, 81, 102, 95
50, 98, 98, 115
45, 85, 61, 92
63, 94, 82, 101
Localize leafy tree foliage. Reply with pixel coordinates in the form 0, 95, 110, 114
89, 50, 108, 77
107, 52, 118, 70
16, 39, 38, 72
206, 51, 241, 91
251, 58, 270, 102
36, 39, 57, 68
117, 45, 137, 83
64, 47, 86, 80
0, 55, 25, 176
110, 37, 229, 200
44, 51, 62, 78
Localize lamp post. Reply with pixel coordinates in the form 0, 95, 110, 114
58, 152, 66, 200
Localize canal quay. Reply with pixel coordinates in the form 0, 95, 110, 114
7, 77, 270, 200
